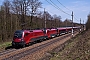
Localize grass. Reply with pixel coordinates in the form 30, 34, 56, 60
0, 41, 12, 51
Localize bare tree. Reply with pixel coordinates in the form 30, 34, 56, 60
3, 0, 10, 14
10, 0, 28, 29
28, 0, 42, 29
10, 0, 42, 29
2, 0, 11, 41
86, 14, 90, 30
53, 14, 62, 27
63, 19, 72, 27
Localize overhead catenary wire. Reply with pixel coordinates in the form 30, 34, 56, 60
50, 0, 71, 16
56, 0, 80, 22
74, 14, 79, 20
42, 7, 55, 15
57, 0, 72, 11
45, 0, 71, 16
74, 13, 80, 22
74, 16, 79, 22
45, 0, 63, 13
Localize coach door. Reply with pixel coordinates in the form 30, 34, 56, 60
43, 28, 47, 34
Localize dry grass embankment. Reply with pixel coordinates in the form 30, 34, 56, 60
50, 30, 90, 60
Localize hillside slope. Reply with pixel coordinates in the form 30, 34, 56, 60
49, 30, 90, 60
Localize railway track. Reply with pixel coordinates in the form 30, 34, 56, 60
0, 49, 16, 56
0, 32, 78, 60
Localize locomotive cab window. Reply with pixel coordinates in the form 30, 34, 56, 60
14, 31, 23, 38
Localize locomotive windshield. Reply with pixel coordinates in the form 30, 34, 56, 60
14, 30, 23, 38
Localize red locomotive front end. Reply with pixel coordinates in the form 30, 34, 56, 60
12, 29, 47, 48
12, 30, 26, 47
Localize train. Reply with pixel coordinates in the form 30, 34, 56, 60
12, 27, 79, 48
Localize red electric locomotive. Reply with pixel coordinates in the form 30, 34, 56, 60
12, 29, 46, 47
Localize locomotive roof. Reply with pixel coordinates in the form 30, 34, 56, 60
15, 30, 23, 33
15, 29, 43, 33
